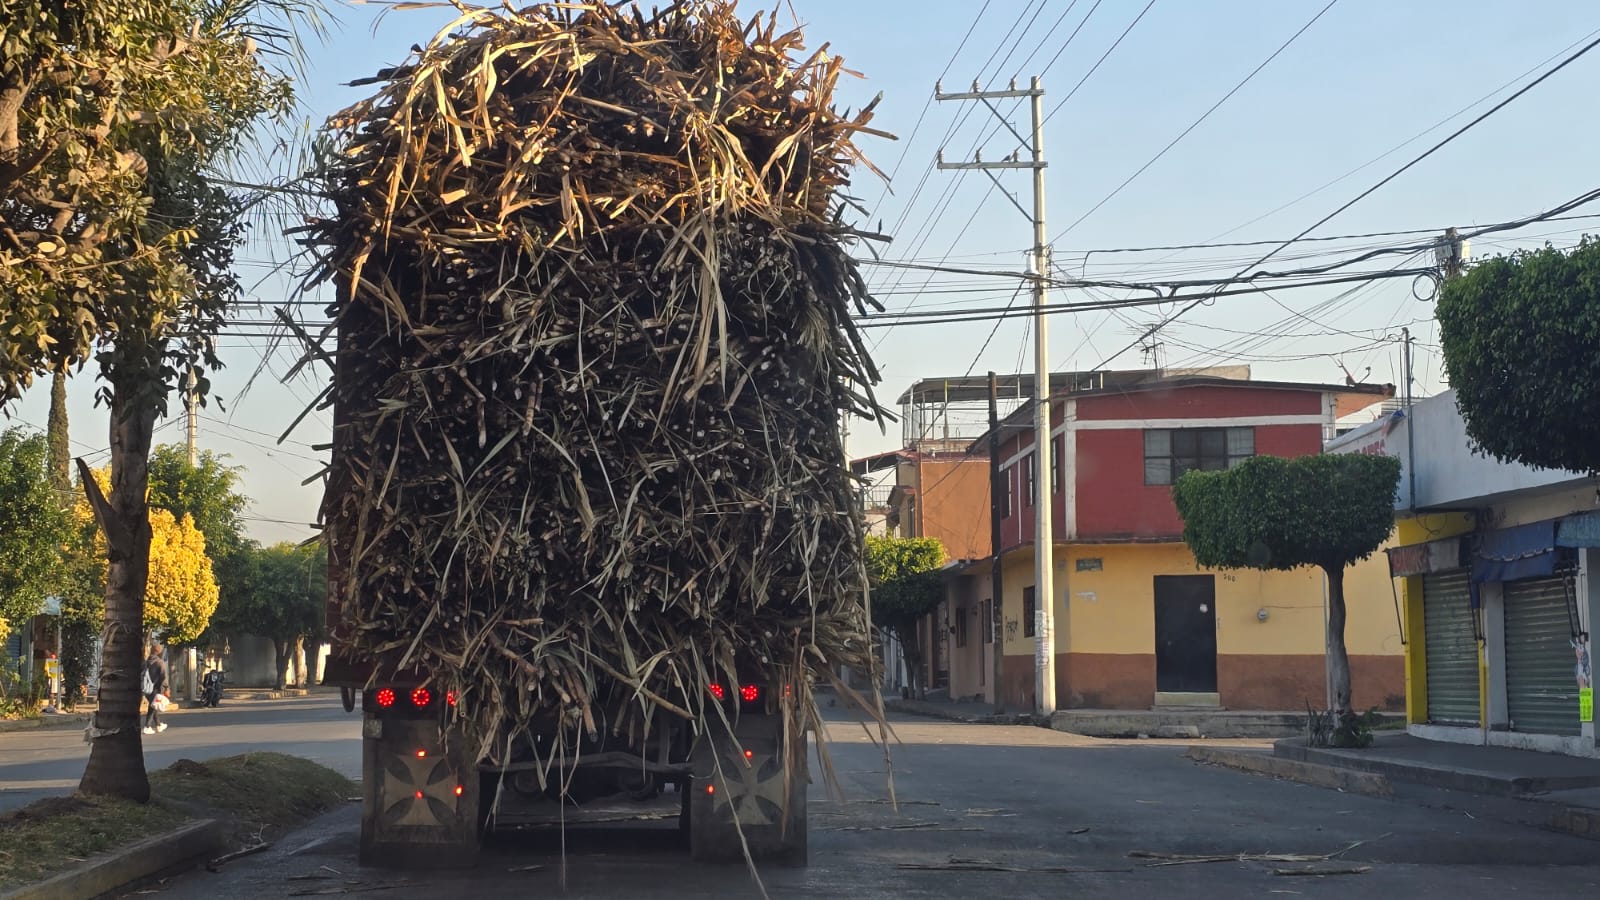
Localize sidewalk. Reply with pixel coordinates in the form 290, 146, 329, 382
883, 697, 1040, 725
1274, 731, 1600, 796
0, 687, 325, 734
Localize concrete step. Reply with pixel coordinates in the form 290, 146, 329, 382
1052, 710, 1313, 739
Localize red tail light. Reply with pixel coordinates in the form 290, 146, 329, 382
708, 683, 726, 701
446, 690, 457, 707
740, 684, 760, 703
375, 688, 396, 708
411, 687, 432, 708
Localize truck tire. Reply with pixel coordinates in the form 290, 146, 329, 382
687, 714, 807, 866
359, 715, 481, 867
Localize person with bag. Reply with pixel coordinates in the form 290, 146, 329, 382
142, 643, 169, 735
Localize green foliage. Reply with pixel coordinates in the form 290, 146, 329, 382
147, 444, 248, 562
214, 541, 326, 647
1437, 239, 1600, 474
1172, 454, 1401, 574
863, 536, 948, 633
0, 429, 69, 629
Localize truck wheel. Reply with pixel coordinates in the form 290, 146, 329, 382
341, 686, 356, 712
688, 715, 807, 867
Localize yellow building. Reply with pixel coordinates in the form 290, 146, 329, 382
938, 372, 1405, 711
946, 542, 1403, 711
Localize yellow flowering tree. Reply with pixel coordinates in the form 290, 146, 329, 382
80, 468, 219, 645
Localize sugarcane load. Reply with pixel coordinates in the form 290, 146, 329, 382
303, 0, 887, 866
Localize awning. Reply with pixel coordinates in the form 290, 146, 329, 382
1558, 510, 1600, 548
1472, 520, 1571, 585
1386, 536, 1467, 578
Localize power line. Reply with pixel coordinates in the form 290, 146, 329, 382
1195, 25, 1600, 246
1053, 0, 1339, 241
1091, 33, 1600, 371
1041, 0, 1159, 125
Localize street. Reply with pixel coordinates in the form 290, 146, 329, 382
3, 698, 1581, 899
0, 696, 360, 813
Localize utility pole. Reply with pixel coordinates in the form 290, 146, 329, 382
937, 76, 1056, 715
185, 367, 199, 467
987, 372, 1005, 713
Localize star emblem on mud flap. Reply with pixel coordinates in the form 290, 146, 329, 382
711, 749, 789, 826
381, 751, 461, 828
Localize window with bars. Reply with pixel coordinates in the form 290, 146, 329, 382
1023, 586, 1037, 638
1143, 427, 1254, 485
981, 599, 993, 644
1002, 466, 1014, 518
955, 607, 969, 649
1051, 434, 1061, 493
1023, 454, 1036, 507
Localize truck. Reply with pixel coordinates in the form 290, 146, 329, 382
309, 0, 882, 871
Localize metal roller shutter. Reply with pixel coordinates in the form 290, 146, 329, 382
1423, 570, 1480, 726
1504, 576, 1580, 736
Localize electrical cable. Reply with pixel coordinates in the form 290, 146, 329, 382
1091, 32, 1600, 370
1053, 0, 1339, 241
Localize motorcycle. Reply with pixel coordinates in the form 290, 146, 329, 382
201, 669, 225, 708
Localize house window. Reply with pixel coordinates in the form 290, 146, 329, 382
1023, 586, 1037, 638
1023, 454, 1036, 507
1002, 465, 1013, 518
1144, 427, 1254, 485
980, 599, 993, 644
1051, 434, 1061, 493
955, 607, 969, 649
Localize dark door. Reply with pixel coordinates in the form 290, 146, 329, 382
1154, 575, 1218, 693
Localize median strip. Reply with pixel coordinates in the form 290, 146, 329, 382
0, 752, 355, 897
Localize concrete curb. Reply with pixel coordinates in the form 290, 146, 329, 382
883, 699, 1038, 726
0, 818, 225, 900
0, 714, 91, 735
1270, 738, 1593, 796
1186, 745, 1393, 798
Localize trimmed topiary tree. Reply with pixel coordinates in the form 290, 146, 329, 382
1172, 454, 1401, 716
1437, 238, 1600, 474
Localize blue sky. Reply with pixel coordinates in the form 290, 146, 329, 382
9, 0, 1600, 543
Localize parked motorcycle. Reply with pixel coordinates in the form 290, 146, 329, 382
201, 669, 225, 708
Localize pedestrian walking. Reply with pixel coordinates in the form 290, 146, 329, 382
142, 643, 170, 735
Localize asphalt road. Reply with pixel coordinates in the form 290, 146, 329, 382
0, 695, 361, 812
83, 699, 1600, 900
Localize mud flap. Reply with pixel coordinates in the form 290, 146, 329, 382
359, 716, 480, 867
687, 714, 808, 866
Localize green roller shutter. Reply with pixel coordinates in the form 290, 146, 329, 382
1423, 570, 1480, 726
1504, 576, 1580, 736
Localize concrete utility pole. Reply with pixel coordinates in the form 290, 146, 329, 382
936, 76, 1056, 715
987, 372, 1005, 712
185, 367, 199, 466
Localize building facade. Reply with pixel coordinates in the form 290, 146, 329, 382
1330, 391, 1600, 756
944, 372, 1404, 712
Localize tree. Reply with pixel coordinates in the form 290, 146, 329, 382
1436, 239, 1600, 474
0, 429, 69, 641
1172, 454, 1401, 718
864, 536, 947, 697
0, 1, 310, 801
80, 467, 220, 645
147, 445, 248, 563
219, 541, 325, 690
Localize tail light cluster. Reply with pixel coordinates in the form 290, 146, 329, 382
707, 682, 769, 706
367, 685, 459, 715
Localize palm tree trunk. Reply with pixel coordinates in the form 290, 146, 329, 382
1324, 564, 1352, 715
77, 381, 156, 802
